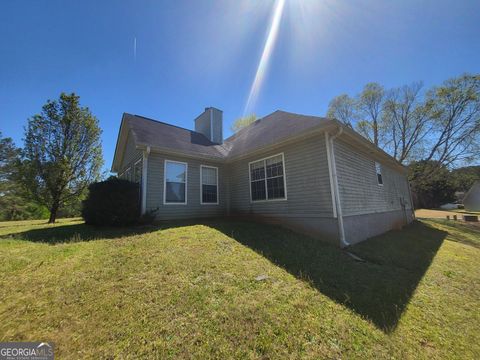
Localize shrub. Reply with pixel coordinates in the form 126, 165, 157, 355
82, 178, 141, 226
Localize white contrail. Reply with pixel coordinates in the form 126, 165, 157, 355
134, 37, 137, 62
244, 0, 285, 116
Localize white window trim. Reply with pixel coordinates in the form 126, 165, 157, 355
200, 165, 219, 205
163, 160, 188, 205
375, 161, 384, 187
248, 152, 288, 203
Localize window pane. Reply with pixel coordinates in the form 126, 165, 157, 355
202, 167, 217, 185
166, 182, 186, 203
250, 161, 265, 181
266, 155, 283, 178
267, 176, 285, 199
375, 162, 383, 185
377, 173, 383, 185
251, 180, 266, 201
166, 162, 186, 183
202, 184, 217, 203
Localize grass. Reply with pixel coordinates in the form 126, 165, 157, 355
0, 218, 479, 359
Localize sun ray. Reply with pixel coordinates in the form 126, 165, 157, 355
243, 0, 286, 116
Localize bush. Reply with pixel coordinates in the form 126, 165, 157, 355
82, 178, 141, 226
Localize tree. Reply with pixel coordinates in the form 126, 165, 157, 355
422, 74, 480, 169
0, 133, 48, 220
326, 74, 480, 172
356, 83, 385, 146
327, 84, 387, 145
0, 133, 24, 219
451, 166, 480, 192
21, 93, 103, 223
326, 94, 356, 128
409, 160, 456, 209
231, 114, 257, 133
383, 82, 429, 164
0, 132, 19, 183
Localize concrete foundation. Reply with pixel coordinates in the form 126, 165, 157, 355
342, 209, 414, 245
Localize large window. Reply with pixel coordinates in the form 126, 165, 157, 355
375, 162, 383, 186
249, 153, 286, 202
164, 160, 187, 204
200, 165, 218, 204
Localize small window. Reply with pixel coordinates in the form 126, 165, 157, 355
375, 162, 383, 185
200, 165, 218, 204
133, 160, 142, 183
164, 160, 187, 204
249, 153, 286, 202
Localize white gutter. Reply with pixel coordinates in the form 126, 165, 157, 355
141, 146, 150, 215
326, 127, 349, 247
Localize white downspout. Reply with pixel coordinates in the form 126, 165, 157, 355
141, 146, 150, 215
326, 127, 349, 247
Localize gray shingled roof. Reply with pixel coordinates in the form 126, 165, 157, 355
124, 113, 227, 159
222, 111, 332, 158
123, 110, 332, 160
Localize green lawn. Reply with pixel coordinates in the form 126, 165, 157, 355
0, 218, 479, 359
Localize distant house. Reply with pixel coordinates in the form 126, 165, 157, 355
112, 108, 414, 246
464, 181, 480, 211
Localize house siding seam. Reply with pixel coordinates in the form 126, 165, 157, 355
334, 138, 413, 217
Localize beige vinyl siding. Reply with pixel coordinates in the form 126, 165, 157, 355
146, 152, 227, 219
228, 135, 334, 218
119, 131, 142, 173
334, 138, 412, 217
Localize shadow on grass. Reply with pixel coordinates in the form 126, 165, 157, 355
3, 217, 447, 332
0, 223, 164, 244
204, 219, 446, 333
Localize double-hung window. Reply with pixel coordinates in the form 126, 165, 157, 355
375, 162, 383, 186
200, 165, 218, 204
164, 160, 187, 204
249, 153, 286, 202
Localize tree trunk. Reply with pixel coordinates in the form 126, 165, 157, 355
48, 201, 59, 224
373, 120, 378, 146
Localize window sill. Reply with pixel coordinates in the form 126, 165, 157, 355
250, 198, 288, 203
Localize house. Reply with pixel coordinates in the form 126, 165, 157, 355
463, 181, 480, 211
112, 107, 414, 246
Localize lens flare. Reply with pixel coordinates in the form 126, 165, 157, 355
243, 0, 286, 116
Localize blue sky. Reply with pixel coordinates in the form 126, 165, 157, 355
1, 0, 479, 172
